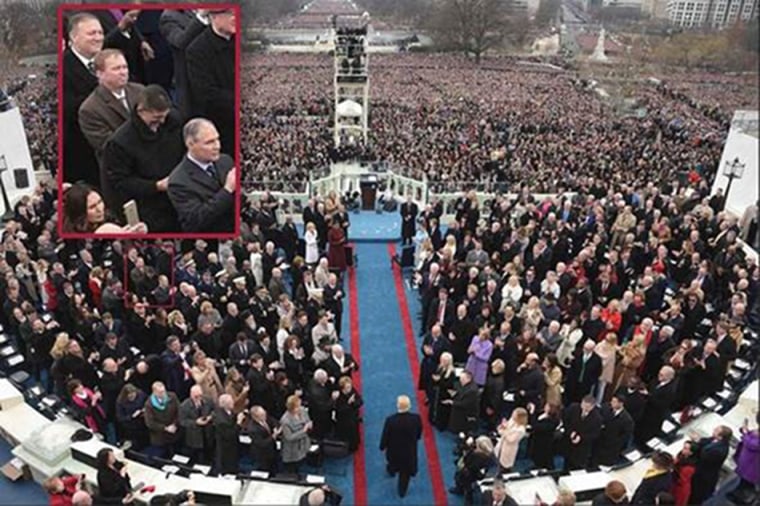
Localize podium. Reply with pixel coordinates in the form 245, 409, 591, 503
359, 175, 378, 210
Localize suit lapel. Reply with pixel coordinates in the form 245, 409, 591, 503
96, 86, 129, 121
185, 157, 223, 193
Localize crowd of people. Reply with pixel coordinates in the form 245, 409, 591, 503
59, 7, 236, 234
242, 52, 758, 195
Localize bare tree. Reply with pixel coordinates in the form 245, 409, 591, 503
430, 0, 514, 63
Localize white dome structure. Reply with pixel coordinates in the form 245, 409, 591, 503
336, 99, 363, 118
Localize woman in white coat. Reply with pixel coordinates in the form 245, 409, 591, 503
495, 407, 529, 472
304, 222, 319, 265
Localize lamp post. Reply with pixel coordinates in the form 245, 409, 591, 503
0, 155, 14, 222
722, 157, 745, 212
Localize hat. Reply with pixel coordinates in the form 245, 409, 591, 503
215, 270, 227, 279
255, 285, 267, 292
184, 259, 196, 268
233, 276, 246, 285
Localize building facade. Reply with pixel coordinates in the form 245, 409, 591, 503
666, 0, 758, 28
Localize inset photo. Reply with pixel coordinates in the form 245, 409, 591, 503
123, 240, 176, 307
57, 3, 240, 238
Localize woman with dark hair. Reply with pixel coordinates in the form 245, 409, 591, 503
68, 379, 106, 434
61, 183, 146, 234
272, 371, 298, 419
96, 448, 133, 504
115, 383, 148, 450
528, 402, 561, 470
670, 440, 697, 506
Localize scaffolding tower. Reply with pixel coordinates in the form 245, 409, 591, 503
332, 13, 370, 148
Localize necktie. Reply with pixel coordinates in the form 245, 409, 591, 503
116, 93, 129, 112
86, 61, 95, 75
438, 303, 445, 324
579, 354, 588, 380
205, 162, 217, 179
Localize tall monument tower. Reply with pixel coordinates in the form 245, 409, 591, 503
332, 13, 370, 148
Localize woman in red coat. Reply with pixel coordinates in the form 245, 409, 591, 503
43, 474, 83, 506
671, 440, 697, 506
68, 379, 106, 434
327, 220, 347, 271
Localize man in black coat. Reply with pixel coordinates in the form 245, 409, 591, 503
688, 425, 732, 504
515, 352, 545, 409
246, 405, 281, 473
322, 273, 344, 337
167, 118, 237, 233
447, 370, 480, 434
482, 480, 519, 506
185, 8, 235, 154
380, 395, 422, 498
159, 9, 206, 117
635, 366, 677, 447
592, 393, 634, 466
425, 287, 455, 336
563, 395, 603, 470
213, 394, 243, 476
306, 369, 335, 440
565, 340, 603, 405
62, 13, 103, 186
102, 84, 184, 232
400, 196, 418, 245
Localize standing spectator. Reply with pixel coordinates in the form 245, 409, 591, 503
327, 220, 348, 272
447, 370, 480, 434
728, 413, 760, 505
246, 405, 281, 474
115, 383, 148, 450
178, 384, 214, 464
95, 448, 133, 505
495, 408, 529, 472
400, 196, 418, 246
143, 381, 180, 456
565, 340, 602, 405
334, 376, 363, 453
63, 13, 102, 186
380, 395, 423, 498
636, 366, 677, 446
68, 378, 106, 434
465, 327, 493, 387
158, 9, 206, 117
213, 394, 244, 476
688, 425, 732, 504
280, 394, 312, 473
670, 441, 697, 506
185, 7, 235, 154
592, 394, 634, 467
43, 475, 85, 506
591, 480, 629, 506
563, 395, 603, 470
528, 402, 561, 470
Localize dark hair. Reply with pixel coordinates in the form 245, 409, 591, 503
96, 448, 113, 469
62, 183, 102, 233
651, 451, 674, 471
67, 378, 83, 396
545, 353, 559, 369
137, 84, 171, 112
655, 492, 676, 505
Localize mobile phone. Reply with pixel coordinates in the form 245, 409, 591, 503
123, 200, 140, 226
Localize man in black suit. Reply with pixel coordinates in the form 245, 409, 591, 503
246, 405, 281, 473
635, 366, 677, 447
62, 13, 103, 186
185, 8, 235, 154
515, 352, 545, 409
565, 340, 603, 405
306, 369, 335, 440
563, 395, 603, 470
380, 395, 422, 498
400, 196, 418, 245
103, 84, 184, 232
425, 287, 454, 336
228, 331, 256, 372
592, 393, 634, 466
447, 370, 480, 434
213, 394, 243, 475
159, 9, 207, 117
322, 273, 344, 337
168, 118, 237, 233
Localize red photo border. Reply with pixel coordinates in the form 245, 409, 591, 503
56, 2, 242, 240
122, 240, 177, 309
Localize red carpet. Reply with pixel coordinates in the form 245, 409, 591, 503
388, 243, 449, 506
347, 265, 368, 505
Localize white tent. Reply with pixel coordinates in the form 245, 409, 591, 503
336, 99, 363, 118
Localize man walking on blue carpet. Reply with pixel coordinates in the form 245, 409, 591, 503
380, 395, 423, 497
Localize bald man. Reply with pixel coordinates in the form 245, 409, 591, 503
380, 395, 422, 497
168, 118, 236, 233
